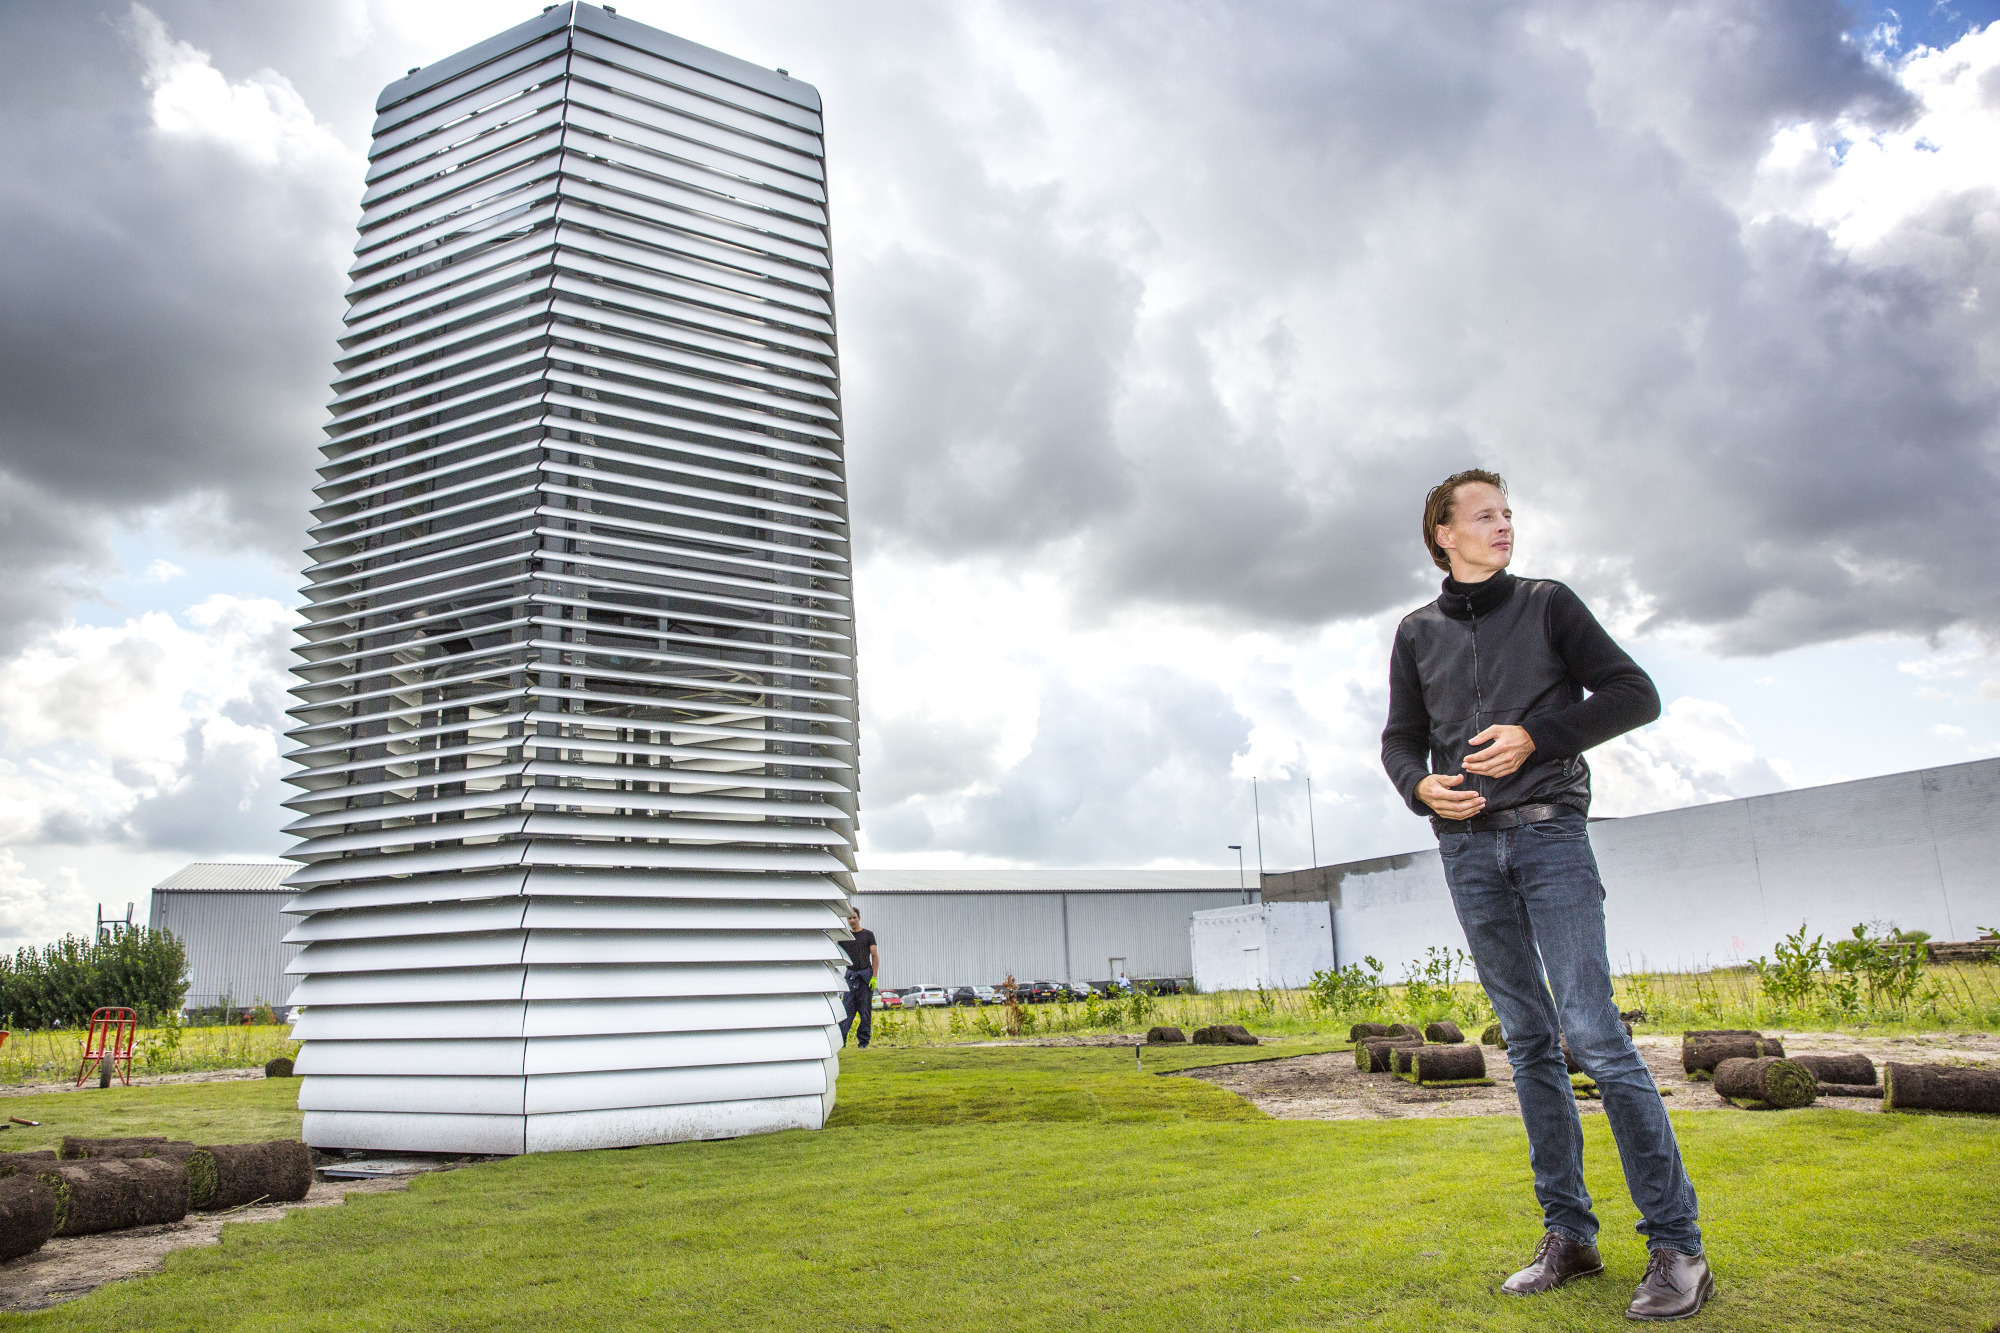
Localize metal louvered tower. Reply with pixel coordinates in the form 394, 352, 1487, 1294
281, 3, 858, 1155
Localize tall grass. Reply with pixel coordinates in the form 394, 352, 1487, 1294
1613, 962, 2000, 1035
868, 981, 1497, 1048
0, 1022, 299, 1085
870, 962, 2000, 1049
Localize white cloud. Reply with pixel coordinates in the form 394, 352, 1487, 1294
1747, 22, 2000, 252
141, 559, 185, 583
0, 852, 94, 950
1933, 722, 1969, 738
1591, 696, 1795, 818
0, 595, 296, 857
126, 4, 357, 172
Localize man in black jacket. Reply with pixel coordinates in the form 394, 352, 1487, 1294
1381, 469, 1711, 1322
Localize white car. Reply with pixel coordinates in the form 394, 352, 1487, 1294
903, 985, 951, 1007
971, 986, 1001, 1005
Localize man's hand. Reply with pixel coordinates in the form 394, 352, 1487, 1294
1462, 724, 1535, 778
1417, 773, 1485, 820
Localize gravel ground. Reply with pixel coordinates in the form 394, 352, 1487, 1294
1176, 1030, 2000, 1121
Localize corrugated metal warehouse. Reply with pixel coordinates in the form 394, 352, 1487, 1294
143, 865, 1245, 1012
850, 869, 1251, 988
147, 863, 299, 1013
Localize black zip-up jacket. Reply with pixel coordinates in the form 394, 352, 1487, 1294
1381, 571, 1660, 825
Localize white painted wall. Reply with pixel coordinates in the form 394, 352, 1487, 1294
1287, 758, 2000, 977
1191, 902, 1335, 991
1191, 905, 1267, 992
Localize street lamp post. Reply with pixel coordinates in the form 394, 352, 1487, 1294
1228, 845, 1246, 903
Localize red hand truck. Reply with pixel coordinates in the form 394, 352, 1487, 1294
75, 1008, 138, 1087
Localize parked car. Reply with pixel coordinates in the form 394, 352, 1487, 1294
971, 985, 1001, 1005
904, 985, 951, 1008
1025, 980, 1063, 1004
949, 986, 980, 1006
1138, 978, 1185, 995
872, 989, 905, 1010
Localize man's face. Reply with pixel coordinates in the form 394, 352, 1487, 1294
847, 915, 860, 932
1436, 482, 1513, 577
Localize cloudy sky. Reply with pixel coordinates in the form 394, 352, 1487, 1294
3, 0, 2000, 944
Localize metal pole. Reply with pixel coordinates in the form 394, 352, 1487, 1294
1306, 775, 1319, 867
1228, 845, 1245, 902
1252, 777, 1265, 879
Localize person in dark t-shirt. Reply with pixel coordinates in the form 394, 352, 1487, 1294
838, 909, 879, 1049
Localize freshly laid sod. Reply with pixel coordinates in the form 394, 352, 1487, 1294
0, 1079, 303, 1156
1, 1047, 1996, 1331
826, 1037, 1351, 1126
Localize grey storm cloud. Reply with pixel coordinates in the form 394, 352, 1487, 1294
2, 0, 1995, 656
0, 1, 362, 650
835, 0, 1997, 648
869, 670, 1255, 864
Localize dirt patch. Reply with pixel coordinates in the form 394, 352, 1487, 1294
0, 1174, 416, 1311
1, 1068, 269, 1100
1176, 1031, 2000, 1122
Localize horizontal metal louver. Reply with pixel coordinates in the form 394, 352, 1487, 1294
283, 1, 857, 1155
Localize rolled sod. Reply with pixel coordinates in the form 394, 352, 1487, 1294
1683, 1029, 1764, 1040
1683, 1034, 1785, 1077
1386, 1023, 1424, 1040
60, 1136, 172, 1160
1481, 1023, 1505, 1048
1144, 1026, 1186, 1044
264, 1057, 296, 1078
1413, 1044, 1486, 1083
201, 1141, 311, 1210
0, 1174, 57, 1261
0, 1151, 60, 1175
35, 1158, 189, 1235
1348, 1022, 1390, 1041
1789, 1053, 1876, 1087
1817, 1083, 1886, 1098
1191, 1024, 1258, 1046
1572, 1072, 1600, 1100
1354, 1038, 1424, 1072
1423, 1021, 1465, 1044
1713, 1056, 1818, 1109
58, 1139, 220, 1205
1883, 1062, 2000, 1114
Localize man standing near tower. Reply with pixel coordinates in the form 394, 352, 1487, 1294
1380, 470, 1712, 1321
839, 909, 879, 1050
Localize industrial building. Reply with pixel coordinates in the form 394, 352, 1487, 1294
849, 869, 1250, 987
146, 863, 299, 1015
1261, 755, 2000, 978
282, 4, 858, 1155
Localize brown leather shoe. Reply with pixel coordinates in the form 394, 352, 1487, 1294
1625, 1248, 1713, 1321
1501, 1231, 1604, 1294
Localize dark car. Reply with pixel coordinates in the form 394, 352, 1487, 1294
1137, 978, 1184, 995
1026, 980, 1063, 1004
949, 986, 980, 1006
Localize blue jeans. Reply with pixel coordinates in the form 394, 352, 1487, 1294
839, 968, 873, 1048
1438, 810, 1702, 1255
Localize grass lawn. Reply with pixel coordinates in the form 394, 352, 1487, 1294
2, 1043, 1997, 1331
0, 1078, 303, 1154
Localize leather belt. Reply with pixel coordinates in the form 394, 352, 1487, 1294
1433, 802, 1575, 834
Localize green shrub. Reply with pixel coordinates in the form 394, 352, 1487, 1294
0, 930, 188, 1029
1305, 957, 1383, 1014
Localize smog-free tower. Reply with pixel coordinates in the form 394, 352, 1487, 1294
281, 2, 857, 1154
